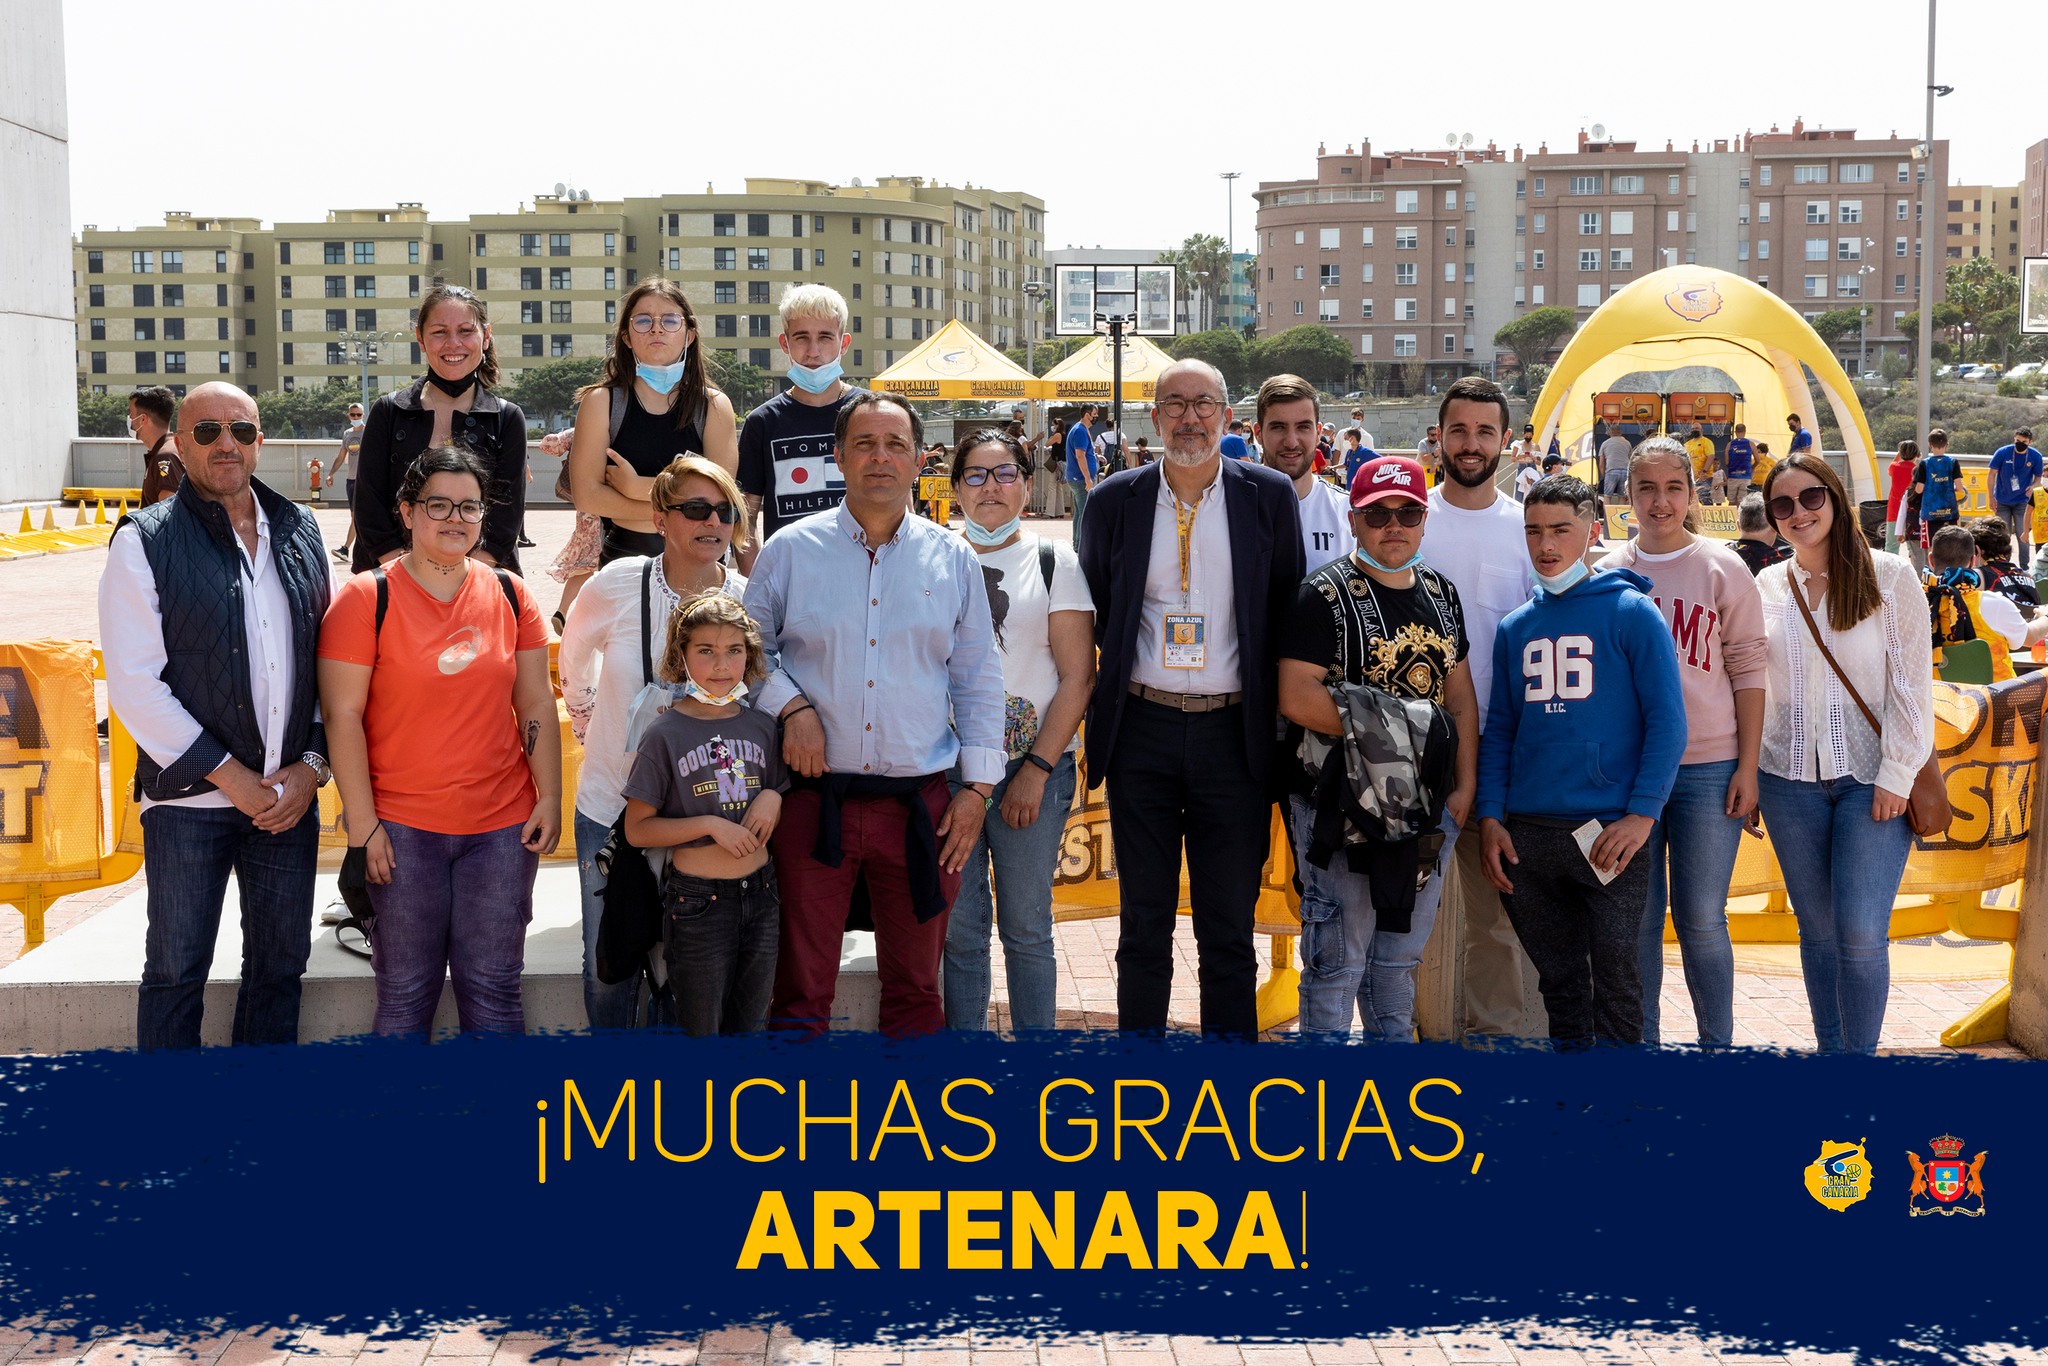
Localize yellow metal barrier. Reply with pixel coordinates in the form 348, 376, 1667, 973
61, 488, 142, 507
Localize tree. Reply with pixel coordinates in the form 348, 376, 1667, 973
1493, 306, 1578, 370
1809, 308, 1866, 352
1002, 334, 1088, 376
507, 355, 605, 427
1170, 329, 1250, 392
1945, 256, 2018, 364
1249, 325, 1352, 390
1158, 233, 1230, 334
76, 387, 129, 437
707, 351, 771, 414
255, 378, 358, 438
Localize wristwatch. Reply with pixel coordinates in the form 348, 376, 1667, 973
301, 752, 332, 787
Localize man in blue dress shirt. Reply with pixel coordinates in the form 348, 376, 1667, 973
746, 390, 1007, 1036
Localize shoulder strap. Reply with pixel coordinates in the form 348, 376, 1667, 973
1038, 539, 1055, 593
1791, 581, 1884, 738
609, 386, 629, 447
640, 559, 656, 687
373, 566, 388, 639
493, 567, 518, 626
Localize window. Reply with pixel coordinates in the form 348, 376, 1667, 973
1396, 298, 1418, 321
1738, 241, 1750, 262
1803, 276, 1826, 297
1357, 226, 1374, 247
161, 250, 182, 273
1443, 333, 1457, 355
87, 250, 103, 274
349, 241, 372, 265
1837, 274, 1862, 298
1395, 226, 1417, 249
550, 301, 572, 323
1897, 200, 1911, 221
218, 352, 231, 373
1805, 239, 1829, 261
1759, 164, 1773, 186
1393, 335, 1417, 357
1443, 297, 1457, 317
747, 248, 768, 270
324, 342, 344, 365
1613, 174, 1643, 194
354, 275, 375, 297
1837, 238, 1861, 261
278, 309, 294, 333
1292, 300, 1304, 316
714, 281, 736, 304
353, 308, 374, 330
1610, 210, 1634, 235
278, 278, 290, 298
1895, 273, 1909, 293
132, 317, 156, 340
323, 242, 345, 265
604, 301, 616, 323
1515, 214, 1526, 235
1839, 201, 1863, 224
603, 232, 616, 257
518, 233, 541, 257
603, 266, 616, 290
325, 275, 345, 298
1360, 334, 1373, 355
1841, 163, 1873, 183
1360, 299, 1374, 319
519, 301, 542, 324
88, 284, 103, 307
1444, 262, 1458, 282
748, 280, 770, 304
790, 248, 804, 270
814, 249, 825, 266
1318, 263, 1341, 287
1579, 212, 1601, 235
1293, 230, 1304, 245
521, 335, 543, 357
1895, 236, 1909, 258
1569, 174, 1602, 195
747, 214, 769, 237
89, 317, 105, 340
1532, 213, 1545, 234
162, 283, 183, 308
667, 248, 679, 270
1293, 265, 1305, 281
714, 214, 735, 236
714, 315, 736, 337
1531, 249, 1545, 270
550, 233, 571, 256
1576, 284, 1601, 307
1359, 263, 1374, 283
409, 241, 420, 264
549, 267, 571, 289
1531, 285, 1546, 304
1319, 227, 1340, 249
748, 315, 771, 337
1793, 164, 1826, 184
1757, 240, 1769, 259
1395, 263, 1417, 285
1806, 201, 1830, 224
714, 248, 735, 271
1395, 190, 1419, 213
134, 352, 156, 374
1318, 298, 1339, 321
1445, 226, 1458, 246
1532, 177, 1546, 196
550, 335, 573, 357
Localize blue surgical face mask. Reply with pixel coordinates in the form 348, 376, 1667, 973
1536, 558, 1591, 594
962, 514, 1023, 547
636, 354, 687, 394
787, 357, 843, 394
1353, 548, 1422, 574
682, 676, 748, 707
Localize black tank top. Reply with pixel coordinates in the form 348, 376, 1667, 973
600, 387, 704, 565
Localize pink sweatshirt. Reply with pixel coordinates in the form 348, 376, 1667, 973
1598, 537, 1768, 766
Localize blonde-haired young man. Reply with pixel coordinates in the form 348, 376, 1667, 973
738, 284, 857, 565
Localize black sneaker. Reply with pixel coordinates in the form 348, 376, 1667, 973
517, 536, 537, 548
331, 545, 350, 561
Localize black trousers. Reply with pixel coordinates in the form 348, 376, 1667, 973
1104, 697, 1268, 1038
1500, 817, 1651, 1048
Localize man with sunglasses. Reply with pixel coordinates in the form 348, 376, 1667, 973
1076, 358, 1305, 1039
98, 382, 335, 1050
1277, 456, 1478, 1037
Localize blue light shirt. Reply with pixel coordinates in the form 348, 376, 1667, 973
746, 503, 1007, 786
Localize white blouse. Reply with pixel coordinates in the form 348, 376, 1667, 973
1756, 549, 1932, 794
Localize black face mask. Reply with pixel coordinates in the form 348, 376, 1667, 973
425, 368, 478, 398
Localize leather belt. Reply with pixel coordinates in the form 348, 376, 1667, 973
1128, 682, 1244, 713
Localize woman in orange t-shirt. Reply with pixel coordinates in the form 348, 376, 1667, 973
319, 447, 561, 1037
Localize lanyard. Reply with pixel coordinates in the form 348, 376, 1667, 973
1175, 496, 1199, 604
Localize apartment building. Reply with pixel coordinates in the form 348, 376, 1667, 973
2025, 139, 2047, 260
71, 177, 1045, 399
1253, 123, 1949, 389
1946, 183, 2023, 271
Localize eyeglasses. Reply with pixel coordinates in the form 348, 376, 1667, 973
630, 313, 689, 334
186, 420, 260, 446
1767, 486, 1831, 521
1156, 396, 1225, 420
958, 464, 1025, 487
1356, 504, 1427, 529
664, 498, 739, 524
417, 497, 486, 523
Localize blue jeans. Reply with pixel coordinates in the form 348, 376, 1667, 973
944, 752, 1076, 1030
1066, 478, 1090, 531
1756, 771, 1914, 1054
137, 802, 319, 1050
575, 809, 653, 1030
368, 819, 538, 1037
1638, 759, 1743, 1048
1290, 796, 1459, 1038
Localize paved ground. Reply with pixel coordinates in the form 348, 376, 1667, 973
5, 1322, 2041, 1366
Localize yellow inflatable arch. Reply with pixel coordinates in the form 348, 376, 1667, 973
1530, 266, 1880, 500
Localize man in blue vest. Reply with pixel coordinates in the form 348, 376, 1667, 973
1064, 404, 1101, 531
98, 382, 335, 1050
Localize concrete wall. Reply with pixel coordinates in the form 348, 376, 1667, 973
0, 0, 75, 503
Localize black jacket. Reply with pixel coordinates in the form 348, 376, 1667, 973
1075, 457, 1306, 790
351, 378, 527, 574
117, 477, 331, 801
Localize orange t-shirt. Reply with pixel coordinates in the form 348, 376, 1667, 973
319, 561, 550, 834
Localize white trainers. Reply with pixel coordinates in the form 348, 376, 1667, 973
319, 896, 351, 925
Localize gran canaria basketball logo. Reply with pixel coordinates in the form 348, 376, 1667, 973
1802, 1138, 1873, 1210
1664, 280, 1724, 323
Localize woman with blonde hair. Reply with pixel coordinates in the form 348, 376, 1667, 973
569, 279, 738, 569
560, 454, 749, 1028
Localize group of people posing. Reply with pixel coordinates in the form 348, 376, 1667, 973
99, 277, 1934, 1055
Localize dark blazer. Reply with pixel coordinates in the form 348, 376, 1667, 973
1077, 456, 1306, 790
351, 378, 527, 574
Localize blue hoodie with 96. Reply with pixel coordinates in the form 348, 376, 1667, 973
1476, 565, 1687, 825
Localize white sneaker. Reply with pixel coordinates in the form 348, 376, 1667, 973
319, 897, 351, 926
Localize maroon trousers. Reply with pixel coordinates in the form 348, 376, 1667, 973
769, 776, 959, 1037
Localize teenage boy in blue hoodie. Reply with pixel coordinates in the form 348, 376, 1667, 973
1476, 474, 1687, 1047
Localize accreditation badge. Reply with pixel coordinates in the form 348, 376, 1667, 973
1163, 613, 1206, 669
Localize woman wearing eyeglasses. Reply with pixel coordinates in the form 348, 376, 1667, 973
319, 447, 561, 1037
559, 455, 750, 1029
350, 284, 528, 576
570, 280, 737, 569
941, 430, 1096, 1030
1754, 453, 1932, 1054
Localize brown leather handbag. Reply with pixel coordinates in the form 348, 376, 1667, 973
1791, 583, 1952, 838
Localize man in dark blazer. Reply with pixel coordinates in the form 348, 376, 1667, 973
1077, 358, 1306, 1038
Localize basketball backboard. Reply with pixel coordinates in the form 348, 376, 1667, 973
1053, 263, 1178, 337
2024, 258, 2047, 334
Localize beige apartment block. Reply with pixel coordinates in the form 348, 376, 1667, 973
73, 212, 264, 394
1945, 182, 2023, 272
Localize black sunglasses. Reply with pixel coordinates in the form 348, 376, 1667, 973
665, 498, 739, 524
186, 420, 260, 446
958, 464, 1025, 487
1767, 486, 1831, 521
1356, 504, 1427, 529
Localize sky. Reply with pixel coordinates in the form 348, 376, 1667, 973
62, 0, 2034, 253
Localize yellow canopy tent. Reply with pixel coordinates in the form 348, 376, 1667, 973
1530, 265, 1881, 499
866, 318, 1048, 402
1038, 331, 1177, 403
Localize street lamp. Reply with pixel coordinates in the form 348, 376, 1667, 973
335, 329, 402, 411
1221, 170, 1242, 330
1022, 279, 1046, 373
1915, 0, 1953, 453
1858, 250, 1877, 373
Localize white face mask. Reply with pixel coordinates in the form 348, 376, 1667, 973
682, 677, 748, 707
